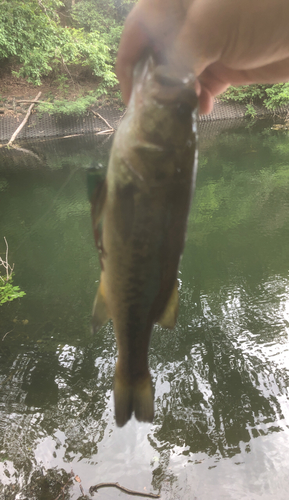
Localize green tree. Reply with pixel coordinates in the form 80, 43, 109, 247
220, 83, 289, 111
0, 0, 124, 88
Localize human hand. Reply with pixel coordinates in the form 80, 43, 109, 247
116, 0, 289, 114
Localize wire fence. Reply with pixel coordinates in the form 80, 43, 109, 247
1, 100, 288, 143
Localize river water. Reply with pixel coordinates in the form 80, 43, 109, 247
0, 120, 289, 499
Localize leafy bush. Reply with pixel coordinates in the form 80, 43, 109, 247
2, 0, 289, 110
0, 237, 25, 305
0, 0, 118, 87
220, 83, 289, 111
264, 83, 289, 109
245, 103, 257, 119
0, 1, 60, 83
219, 84, 268, 105
38, 94, 99, 116
71, 0, 123, 55
0, 277, 26, 305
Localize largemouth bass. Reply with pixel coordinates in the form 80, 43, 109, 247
90, 56, 198, 427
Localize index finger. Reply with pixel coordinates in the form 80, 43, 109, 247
116, 0, 186, 105
116, 16, 150, 105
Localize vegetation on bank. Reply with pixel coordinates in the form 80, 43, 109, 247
220, 83, 289, 117
37, 93, 110, 116
0, 0, 136, 107
0, 238, 26, 306
1, 1, 289, 116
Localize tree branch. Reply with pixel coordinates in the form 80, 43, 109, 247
89, 482, 161, 498
0, 237, 14, 281
16, 100, 50, 104
7, 92, 42, 146
90, 109, 115, 131
9, 146, 43, 162
95, 128, 114, 135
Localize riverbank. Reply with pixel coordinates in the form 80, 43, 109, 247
1, 99, 288, 144
1, 69, 289, 143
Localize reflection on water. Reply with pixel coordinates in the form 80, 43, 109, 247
0, 123, 289, 499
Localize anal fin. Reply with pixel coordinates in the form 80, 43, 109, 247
157, 280, 179, 329
91, 274, 111, 333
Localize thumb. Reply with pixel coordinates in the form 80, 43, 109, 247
169, 1, 224, 78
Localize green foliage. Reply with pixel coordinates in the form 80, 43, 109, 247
220, 83, 289, 111
0, 0, 118, 87
70, 0, 137, 68
245, 103, 257, 119
38, 94, 99, 116
219, 84, 268, 105
55, 74, 69, 92
264, 83, 289, 109
71, 1, 123, 55
1, 0, 289, 110
0, 276, 26, 305
0, 0, 57, 83
0, 236, 26, 305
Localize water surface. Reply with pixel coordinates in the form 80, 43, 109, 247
0, 122, 289, 499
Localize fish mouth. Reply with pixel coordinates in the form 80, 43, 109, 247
154, 64, 194, 87
153, 85, 197, 108
132, 55, 198, 110
153, 65, 197, 108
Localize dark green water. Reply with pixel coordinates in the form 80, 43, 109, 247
1, 121, 289, 499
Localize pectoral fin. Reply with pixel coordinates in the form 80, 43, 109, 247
91, 275, 111, 333
87, 166, 107, 228
87, 167, 107, 259
87, 164, 106, 204
157, 280, 179, 329
91, 180, 107, 229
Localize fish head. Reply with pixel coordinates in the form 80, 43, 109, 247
130, 56, 198, 150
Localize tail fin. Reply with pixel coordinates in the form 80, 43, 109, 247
114, 372, 154, 427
